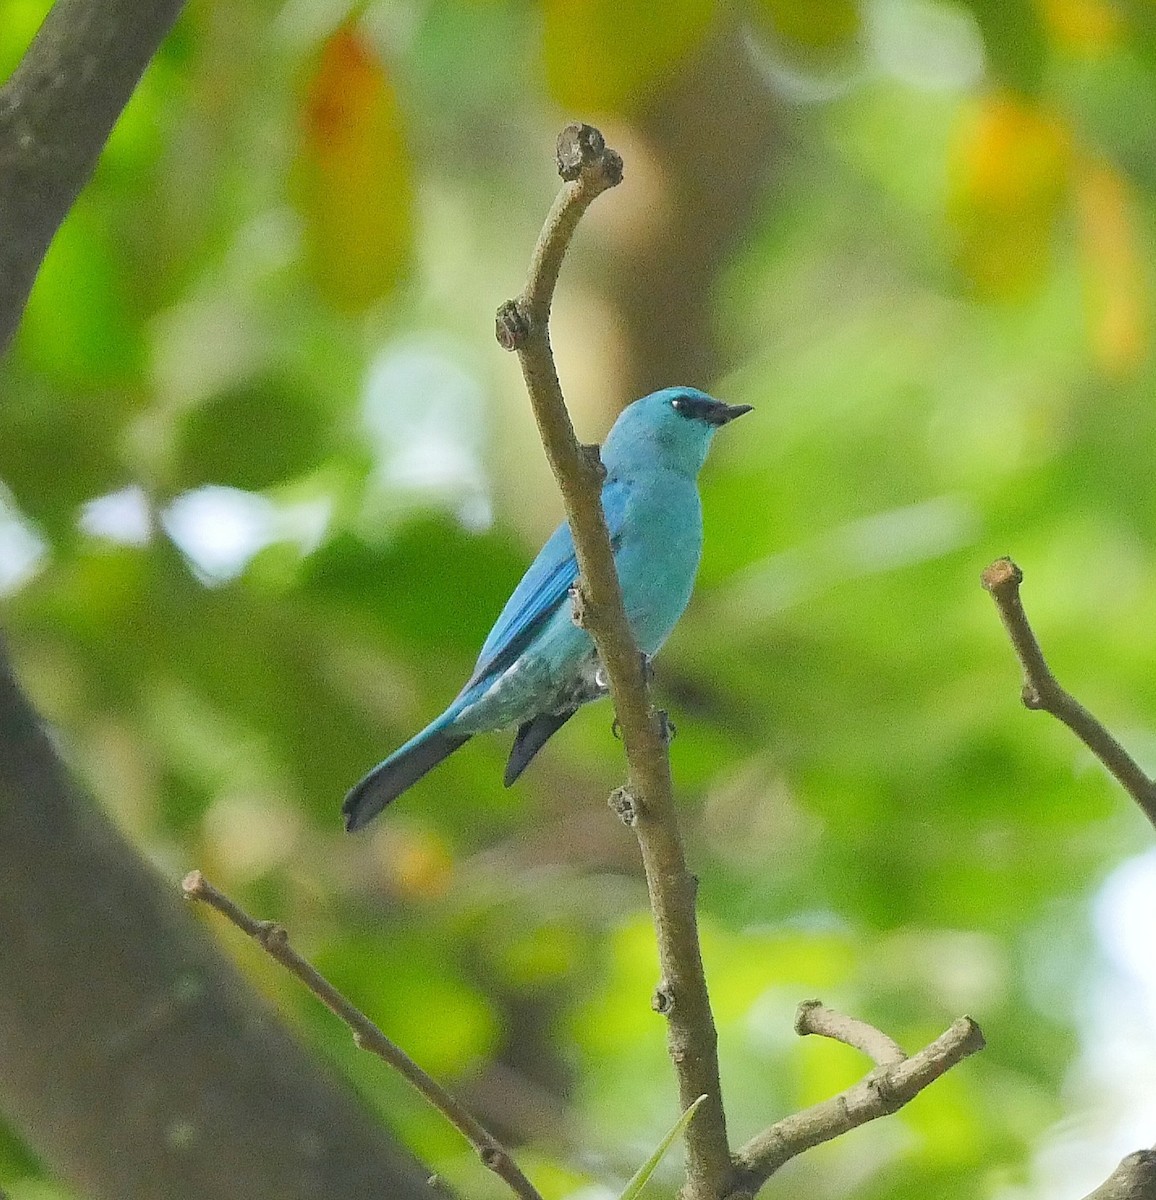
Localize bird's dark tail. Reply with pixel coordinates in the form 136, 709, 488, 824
344, 726, 471, 832
504, 709, 577, 786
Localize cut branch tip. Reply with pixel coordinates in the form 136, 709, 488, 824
555, 123, 623, 188
981, 557, 1022, 594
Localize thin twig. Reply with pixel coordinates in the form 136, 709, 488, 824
794, 999, 907, 1066
495, 124, 731, 1200
981, 558, 1156, 830
182, 871, 543, 1200
730, 1006, 985, 1193
1081, 1150, 1156, 1200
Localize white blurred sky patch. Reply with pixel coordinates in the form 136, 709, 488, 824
160, 485, 334, 584
745, 0, 984, 103
865, 0, 985, 91
80, 485, 152, 546
0, 487, 46, 595
362, 337, 492, 531
1009, 850, 1156, 1199
161, 486, 280, 583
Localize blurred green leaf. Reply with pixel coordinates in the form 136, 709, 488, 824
947, 90, 1072, 297
174, 372, 333, 490
542, 0, 715, 113
17, 201, 145, 388
293, 23, 414, 314
748, 0, 860, 53
0, 387, 133, 538
961, 0, 1048, 92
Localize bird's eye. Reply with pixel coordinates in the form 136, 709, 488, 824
671, 398, 685, 413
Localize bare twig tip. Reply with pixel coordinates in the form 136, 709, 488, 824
956, 1016, 986, 1052
981, 557, 1022, 594
793, 999, 822, 1036
556, 123, 604, 180
555, 123, 623, 188
181, 870, 205, 899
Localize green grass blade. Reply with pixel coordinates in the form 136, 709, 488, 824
617, 1094, 708, 1200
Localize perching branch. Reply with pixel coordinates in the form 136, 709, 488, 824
495, 124, 730, 1200
0, 0, 185, 357
183, 871, 543, 1200
1081, 1150, 1156, 1200
729, 1002, 985, 1193
981, 558, 1156, 830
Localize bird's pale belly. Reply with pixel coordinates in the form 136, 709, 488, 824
450, 642, 607, 734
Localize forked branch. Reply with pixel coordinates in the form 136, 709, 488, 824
729, 1002, 985, 1193
982, 558, 1156, 830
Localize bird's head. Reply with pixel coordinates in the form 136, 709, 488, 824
602, 387, 753, 477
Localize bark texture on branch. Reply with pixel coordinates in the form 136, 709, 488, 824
1082, 1151, 1156, 1200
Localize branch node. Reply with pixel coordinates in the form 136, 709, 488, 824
256, 920, 288, 949
495, 299, 530, 351
865, 1069, 903, 1113
608, 785, 639, 825
579, 441, 606, 483
655, 709, 677, 743
568, 582, 589, 629
652, 982, 675, 1016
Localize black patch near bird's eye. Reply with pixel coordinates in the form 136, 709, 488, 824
671, 394, 728, 424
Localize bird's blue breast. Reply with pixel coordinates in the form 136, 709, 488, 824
612, 467, 703, 655
445, 465, 702, 736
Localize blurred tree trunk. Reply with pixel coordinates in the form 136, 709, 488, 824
0, 643, 436, 1199
610, 23, 783, 399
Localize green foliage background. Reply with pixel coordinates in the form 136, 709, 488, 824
3, 0, 1156, 1196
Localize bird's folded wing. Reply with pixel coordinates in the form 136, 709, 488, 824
458, 478, 629, 695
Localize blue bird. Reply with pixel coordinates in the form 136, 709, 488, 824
343, 386, 751, 832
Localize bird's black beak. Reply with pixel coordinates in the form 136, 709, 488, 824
708, 403, 753, 426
